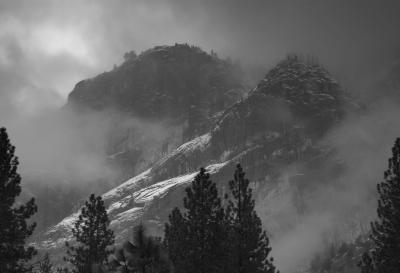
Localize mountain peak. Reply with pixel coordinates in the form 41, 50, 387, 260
67, 44, 244, 135
258, 54, 341, 99
254, 54, 354, 133
118, 44, 219, 69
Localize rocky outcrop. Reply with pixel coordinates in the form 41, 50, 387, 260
67, 44, 244, 138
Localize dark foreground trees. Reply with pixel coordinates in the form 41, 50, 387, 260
130, 224, 168, 273
37, 253, 53, 273
164, 168, 226, 273
360, 138, 400, 273
0, 127, 37, 273
226, 164, 278, 273
111, 224, 169, 273
164, 166, 278, 273
65, 194, 115, 273
57, 165, 277, 273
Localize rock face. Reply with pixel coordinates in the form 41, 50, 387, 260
33, 53, 359, 270
68, 44, 244, 139
65, 44, 246, 184
211, 54, 352, 155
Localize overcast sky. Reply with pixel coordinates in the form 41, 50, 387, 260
1, 0, 400, 118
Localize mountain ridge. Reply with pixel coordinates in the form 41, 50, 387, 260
33, 51, 360, 272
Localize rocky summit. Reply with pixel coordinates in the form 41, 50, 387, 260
67, 44, 244, 137
64, 44, 246, 184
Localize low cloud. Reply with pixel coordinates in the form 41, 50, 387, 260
268, 98, 400, 272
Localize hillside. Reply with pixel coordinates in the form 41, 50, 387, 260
27, 45, 247, 233
67, 44, 247, 183
67, 43, 244, 139
32, 54, 362, 271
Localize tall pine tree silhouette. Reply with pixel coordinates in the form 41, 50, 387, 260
164, 168, 226, 273
225, 164, 278, 273
164, 207, 189, 273
0, 127, 37, 273
65, 194, 114, 273
360, 138, 400, 273
132, 224, 166, 273
110, 224, 169, 273
37, 253, 53, 273
359, 252, 374, 273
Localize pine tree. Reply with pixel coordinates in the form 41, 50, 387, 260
359, 138, 400, 273
0, 127, 37, 273
132, 224, 163, 273
225, 164, 278, 273
65, 194, 115, 273
359, 252, 374, 273
37, 253, 53, 273
111, 224, 169, 273
164, 208, 189, 273
110, 241, 135, 273
164, 168, 226, 273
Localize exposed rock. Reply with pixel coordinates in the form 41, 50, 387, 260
33, 54, 360, 270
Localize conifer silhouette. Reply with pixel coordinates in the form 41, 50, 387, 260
0, 127, 37, 273
360, 138, 400, 273
164, 168, 226, 273
65, 194, 114, 273
225, 164, 278, 273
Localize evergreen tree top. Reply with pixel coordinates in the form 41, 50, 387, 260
360, 137, 400, 273
64, 194, 114, 273
226, 164, 278, 273
0, 127, 37, 273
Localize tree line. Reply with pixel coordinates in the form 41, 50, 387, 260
55, 166, 278, 273
0, 127, 277, 273
1, 124, 400, 273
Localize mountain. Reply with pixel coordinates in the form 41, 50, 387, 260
32, 53, 360, 270
68, 43, 246, 181
26, 44, 247, 233
67, 43, 244, 139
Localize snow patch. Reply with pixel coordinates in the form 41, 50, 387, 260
157, 133, 211, 166
176, 133, 210, 153
46, 212, 79, 236
111, 207, 144, 226
102, 168, 152, 200
36, 161, 228, 251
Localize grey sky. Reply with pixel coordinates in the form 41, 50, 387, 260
2, 3, 400, 268
0, 0, 400, 118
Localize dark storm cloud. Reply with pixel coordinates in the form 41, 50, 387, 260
1, 1, 400, 271
168, 0, 400, 92
1, 0, 400, 110
0, 0, 399, 202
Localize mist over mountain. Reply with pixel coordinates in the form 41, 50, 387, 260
20, 44, 246, 232
28, 45, 400, 272
67, 44, 246, 177
68, 44, 244, 117
1, 2, 400, 272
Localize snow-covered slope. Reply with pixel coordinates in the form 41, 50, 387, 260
35, 160, 227, 250
34, 56, 361, 272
